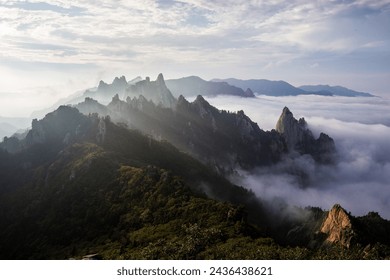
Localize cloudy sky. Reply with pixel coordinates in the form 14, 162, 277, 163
0, 0, 389, 116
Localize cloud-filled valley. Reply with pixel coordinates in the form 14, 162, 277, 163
203, 95, 390, 219
1, 0, 390, 260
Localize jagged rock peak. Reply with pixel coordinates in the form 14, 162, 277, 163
126, 74, 176, 108
156, 73, 165, 85
113, 76, 127, 84
191, 95, 216, 119
112, 94, 120, 102
194, 95, 208, 104
177, 95, 190, 106
129, 76, 142, 85
283, 106, 290, 114
275, 107, 336, 162
98, 80, 108, 88
83, 97, 102, 105
275, 106, 308, 148
320, 204, 355, 248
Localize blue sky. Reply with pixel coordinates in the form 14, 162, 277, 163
0, 0, 389, 116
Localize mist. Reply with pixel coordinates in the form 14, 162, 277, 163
205, 94, 390, 219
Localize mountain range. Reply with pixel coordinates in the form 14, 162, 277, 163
212, 78, 309, 96
298, 85, 374, 97
213, 78, 374, 97
166, 76, 255, 98
0, 73, 387, 259
0, 74, 374, 145
20, 74, 375, 125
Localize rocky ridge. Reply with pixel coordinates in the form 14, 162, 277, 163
276, 107, 336, 163
126, 74, 177, 108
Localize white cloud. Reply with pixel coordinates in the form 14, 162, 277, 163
0, 0, 389, 116
207, 94, 390, 219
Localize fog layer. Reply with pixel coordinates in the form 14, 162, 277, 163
206, 95, 390, 219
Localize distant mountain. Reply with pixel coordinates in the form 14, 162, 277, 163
166, 76, 255, 98
0, 122, 17, 140
212, 78, 309, 96
127, 74, 177, 108
0, 116, 31, 140
30, 75, 170, 118
76, 94, 286, 172
299, 85, 374, 97
74, 75, 336, 172
74, 74, 177, 108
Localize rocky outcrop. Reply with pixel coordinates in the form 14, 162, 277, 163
320, 204, 356, 248
276, 107, 309, 150
76, 94, 286, 171
27, 118, 46, 145
126, 74, 177, 108
276, 107, 336, 163
76, 97, 110, 117
87, 76, 129, 103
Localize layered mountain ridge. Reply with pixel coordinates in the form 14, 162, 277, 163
166, 76, 255, 98
276, 107, 336, 163
213, 78, 374, 97
299, 85, 374, 97
72, 75, 336, 172
0, 73, 387, 260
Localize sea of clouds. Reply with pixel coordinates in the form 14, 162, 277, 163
204, 94, 390, 219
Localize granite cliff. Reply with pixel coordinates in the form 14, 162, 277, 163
276, 107, 336, 163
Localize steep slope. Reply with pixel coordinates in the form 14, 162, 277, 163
320, 204, 356, 248
166, 76, 254, 98
279, 204, 390, 259
213, 78, 307, 96
299, 85, 374, 97
1, 106, 389, 259
275, 107, 336, 163
81, 76, 129, 104
126, 74, 177, 108
0, 106, 273, 259
76, 94, 286, 172
0, 106, 261, 203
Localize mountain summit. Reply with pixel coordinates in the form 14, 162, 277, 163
127, 74, 177, 108
276, 107, 336, 163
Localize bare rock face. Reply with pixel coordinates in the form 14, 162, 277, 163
276, 107, 309, 150
276, 107, 336, 163
320, 204, 356, 247
126, 74, 177, 108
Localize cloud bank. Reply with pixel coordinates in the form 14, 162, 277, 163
206, 95, 390, 219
